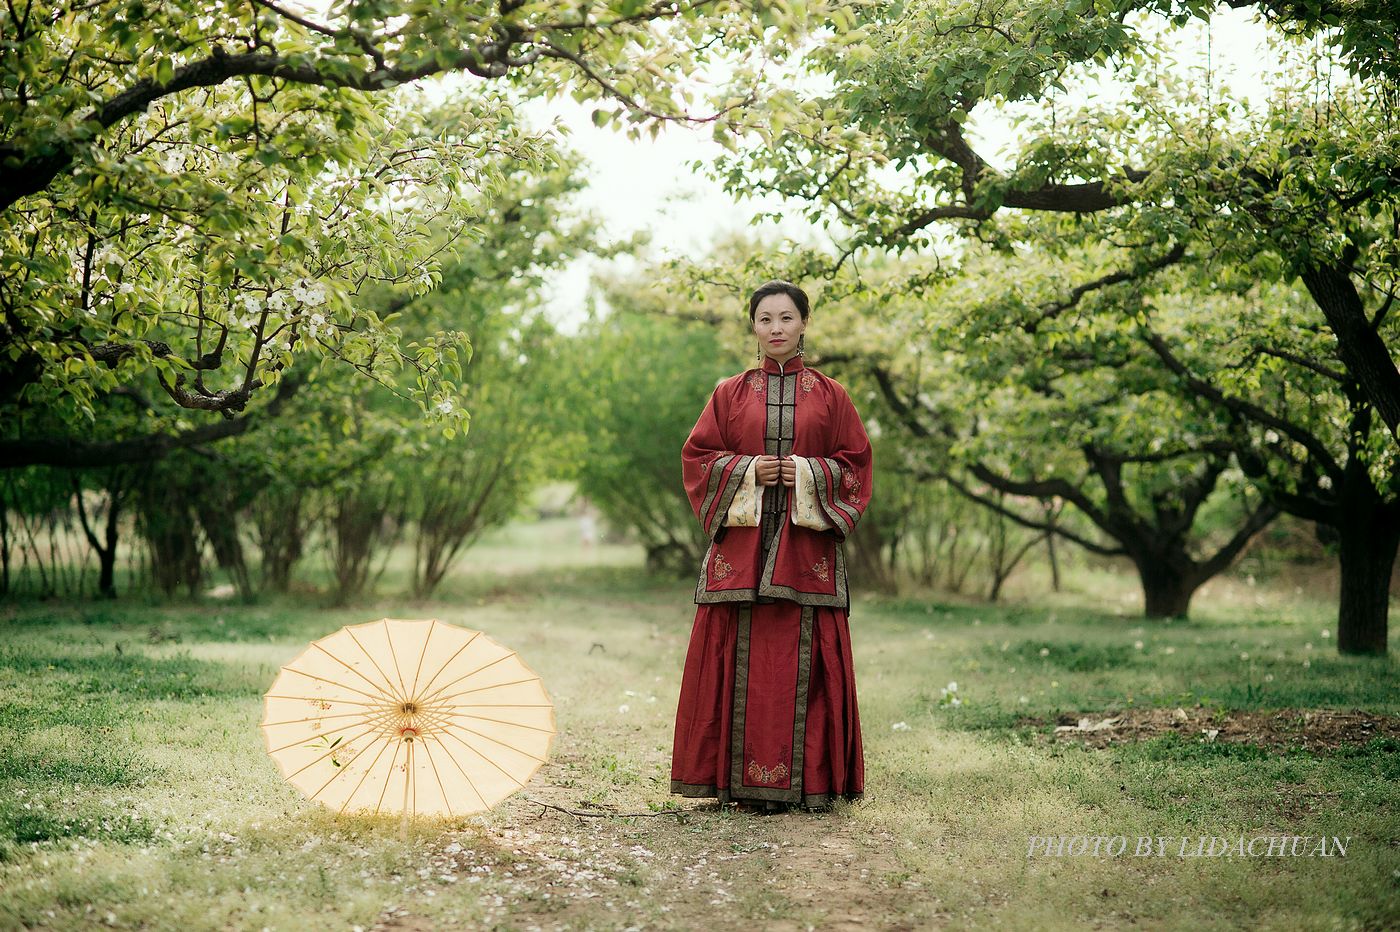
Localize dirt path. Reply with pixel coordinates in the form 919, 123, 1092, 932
1026, 706, 1400, 751
370, 791, 915, 931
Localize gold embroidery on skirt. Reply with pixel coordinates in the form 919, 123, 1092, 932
808, 557, 830, 582
711, 550, 734, 581
747, 760, 790, 784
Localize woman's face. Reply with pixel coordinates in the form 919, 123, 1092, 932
752, 293, 806, 363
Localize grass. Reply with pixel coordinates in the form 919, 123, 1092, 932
0, 516, 1396, 930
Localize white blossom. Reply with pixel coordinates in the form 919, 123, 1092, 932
291, 277, 327, 307
436, 398, 454, 415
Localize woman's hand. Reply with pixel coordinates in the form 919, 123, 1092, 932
779, 456, 797, 487
755, 455, 782, 486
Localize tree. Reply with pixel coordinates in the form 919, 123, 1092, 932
1, 0, 830, 467
694, 0, 1397, 648
874, 242, 1282, 617
1135, 261, 1400, 653
563, 276, 739, 575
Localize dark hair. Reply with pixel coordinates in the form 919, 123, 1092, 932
748, 280, 810, 322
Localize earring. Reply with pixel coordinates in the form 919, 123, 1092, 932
797, 334, 805, 357
756, 343, 762, 363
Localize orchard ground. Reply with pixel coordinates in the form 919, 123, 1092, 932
2, 517, 1397, 931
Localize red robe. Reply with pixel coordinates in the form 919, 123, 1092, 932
670, 352, 872, 808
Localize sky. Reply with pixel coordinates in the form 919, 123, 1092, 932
451, 6, 1289, 332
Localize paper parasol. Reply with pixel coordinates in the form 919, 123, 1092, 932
261, 618, 555, 818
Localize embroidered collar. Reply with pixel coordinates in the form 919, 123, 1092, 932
760, 353, 806, 375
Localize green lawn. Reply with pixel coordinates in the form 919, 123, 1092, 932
2, 517, 1396, 930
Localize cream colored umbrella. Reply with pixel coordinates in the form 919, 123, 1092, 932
261, 618, 555, 819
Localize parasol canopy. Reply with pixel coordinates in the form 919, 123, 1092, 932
261, 618, 555, 818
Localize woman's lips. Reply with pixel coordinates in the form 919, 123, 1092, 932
769, 339, 787, 344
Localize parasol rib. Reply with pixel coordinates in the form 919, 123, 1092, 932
432, 675, 542, 705
439, 729, 532, 788
306, 733, 390, 803
266, 705, 399, 755
312, 640, 400, 698
408, 618, 437, 699
418, 736, 456, 818
262, 709, 377, 727
346, 627, 407, 703
285, 720, 389, 780
439, 710, 556, 735
264, 694, 381, 707
381, 619, 413, 704
278, 666, 389, 704
334, 734, 399, 815
414, 652, 516, 706
373, 735, 406, 816
433, 733, 492, 810
411, 630, 482, 702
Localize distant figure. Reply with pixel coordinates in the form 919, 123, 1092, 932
670, 279, 873, 816
578, 504, 598, 548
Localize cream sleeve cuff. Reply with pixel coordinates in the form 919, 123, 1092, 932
723, 457, 762, 527
790, 456, 834, 531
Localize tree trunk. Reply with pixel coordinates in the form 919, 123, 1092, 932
97, 488, 120, 598
1334, 507, 1397, 655
1301, 260, 1400, 444
196, 498, 253, 601
0, 490, 9, 596
72, 474, 125, 599
1134, 555, 1201, 619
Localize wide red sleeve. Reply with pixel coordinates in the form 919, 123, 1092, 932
807, 384, 873, 541
681, 381, 756, 540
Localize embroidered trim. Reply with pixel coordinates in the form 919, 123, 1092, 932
799, 370, 817, 393
723, 458, 762, 527
711, 550, 734, 581
747, 760, 790, 785
841, 468, 861, 500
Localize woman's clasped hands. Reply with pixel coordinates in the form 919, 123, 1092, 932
755, 455, 797, 488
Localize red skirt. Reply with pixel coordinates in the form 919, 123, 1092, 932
669, 600, 865, 807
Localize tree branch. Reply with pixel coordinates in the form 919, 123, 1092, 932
0, 369, 305, 468
939, 470, 1126, 556
1138, 325, 1344, 479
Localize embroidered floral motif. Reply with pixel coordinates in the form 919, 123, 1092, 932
747, 760, 789, 785
711, 550, 734, 581
747, 371, 766, 393
701, 451, 734, 474
841, 469, 862, 502
807, 557, 830, 582
799, 370, 817, 393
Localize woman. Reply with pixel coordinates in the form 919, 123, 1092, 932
670, 280, 873, 815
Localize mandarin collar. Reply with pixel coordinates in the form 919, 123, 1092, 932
760, 353, 806, 374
